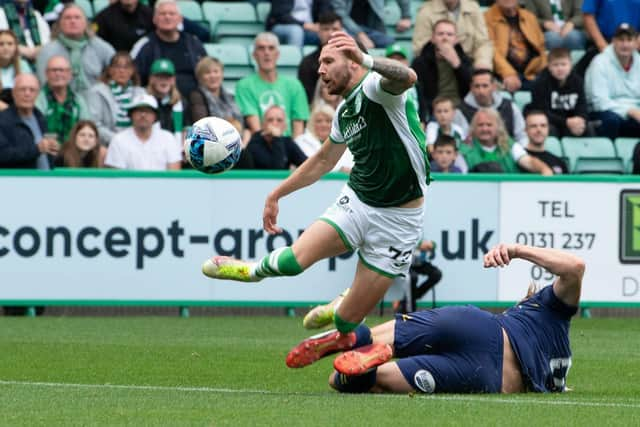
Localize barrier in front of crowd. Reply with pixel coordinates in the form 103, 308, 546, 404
0, 170, 639, 309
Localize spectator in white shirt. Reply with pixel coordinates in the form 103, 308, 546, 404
105, 93, 181, 170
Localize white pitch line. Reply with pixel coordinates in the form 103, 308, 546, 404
0, 380, 639, 410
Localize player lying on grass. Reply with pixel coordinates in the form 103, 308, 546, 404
286, 243, 585, 394
202, 31, 430, 337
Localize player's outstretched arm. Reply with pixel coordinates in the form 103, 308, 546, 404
327, 31, 416, 95
263, 140, 347, 234
484, 243, 585, 306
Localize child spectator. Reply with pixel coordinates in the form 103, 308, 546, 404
530, 47, 590, 137
54, 120, 106, 167
0, 0, 51, 62
0, 29, 31, 108
426, 96, 466, 146
146, 58, 184, 145
430, 134, 463, 173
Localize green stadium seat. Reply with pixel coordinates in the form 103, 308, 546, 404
368, 48, 387, 58
204, 43, 252, 80
500, 90, 513, 100
544, 136, 563, 158
410, 0, 424, 19
383, 2, 413, 41
614, 138, 640, 173
302, 45, 316, 56
203, 2, 263, 44
177, 0, 203, 21
75, 0, 93, 18
256, 2, 270, 23
222, 79, 236, 94
562, 137, 623, 174
570, 49, 585, 65
513, 91, 532, 111
93, 0, 108, 15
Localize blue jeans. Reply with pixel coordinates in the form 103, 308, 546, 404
347, 26, 395, 48
271, 24, 320, 47
590, 110, 640, 139
544, 29, 587, 50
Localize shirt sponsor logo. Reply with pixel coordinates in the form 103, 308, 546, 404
342, 116, 367, 140
619, 190, 640, 263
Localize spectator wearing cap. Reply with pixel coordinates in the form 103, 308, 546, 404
412, 0, 493, 70
411, 19, 472, 121
585, 23, 640, 139
87, 52, 145, 146
385, 43, 420, 114
105, 93, 182, 170
485, 0, 547, 92
583, 0, 640, 54
130, 0, 206, 98
35, 4, 115, 95
146, 58, 184, 145
35, 55, 90, 144
93, 0, 153, 52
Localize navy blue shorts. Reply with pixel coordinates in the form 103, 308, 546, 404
393, 306, 503, 393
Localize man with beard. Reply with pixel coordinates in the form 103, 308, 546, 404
202, 31, 430, 341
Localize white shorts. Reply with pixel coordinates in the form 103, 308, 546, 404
319, 185, 424, 277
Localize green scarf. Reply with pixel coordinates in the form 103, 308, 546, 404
57, 34, 89, 93
109, 80, 133, 128
3, 2, 41, 46
44, 84, 80, 143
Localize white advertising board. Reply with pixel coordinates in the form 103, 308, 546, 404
499, 182, 640, 303
0, 173, 639, 306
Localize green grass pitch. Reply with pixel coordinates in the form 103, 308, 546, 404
0, 315, 638, 426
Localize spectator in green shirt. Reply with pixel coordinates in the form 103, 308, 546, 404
235, 32, 310, 140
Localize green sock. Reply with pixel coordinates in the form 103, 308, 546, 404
334, 311, 361, 333
252, 247, 303, 278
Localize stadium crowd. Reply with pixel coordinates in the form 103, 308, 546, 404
0, 0, 638, 174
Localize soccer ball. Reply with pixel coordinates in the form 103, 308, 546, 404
184, 117, 242, 174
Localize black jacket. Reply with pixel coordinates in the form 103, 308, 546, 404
411, 42, 472, 120
94, 2, 154, 52
0, 105, 50, 169
530, 68, 588, 131
132, 32, 206, 98
266, 0, 331, 29
298, 48, 321, 103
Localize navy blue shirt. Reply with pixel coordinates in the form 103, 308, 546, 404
496, 285, 577, 392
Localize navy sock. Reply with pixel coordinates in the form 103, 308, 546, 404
333, 369, 377, 393
353, 324, 372, 348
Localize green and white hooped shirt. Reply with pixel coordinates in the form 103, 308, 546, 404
330, 72, 430, 208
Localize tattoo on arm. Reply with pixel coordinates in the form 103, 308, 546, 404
371, 57, 416, 95
372, 57, 412, 83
